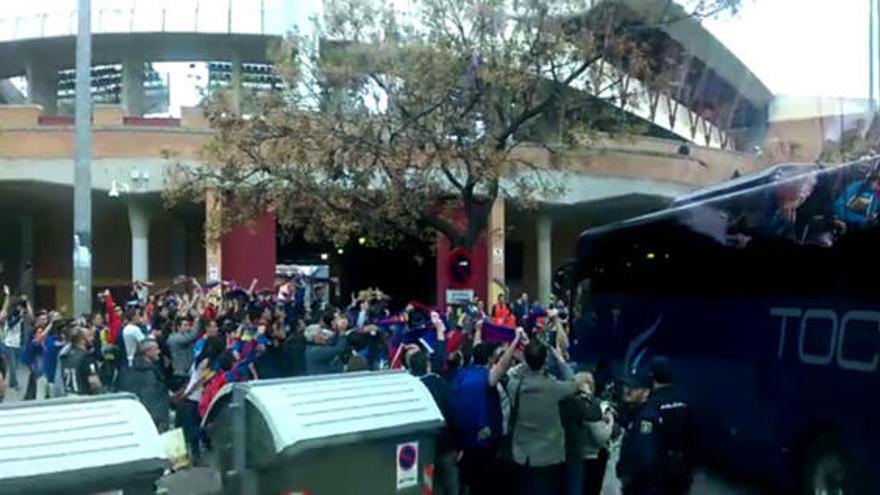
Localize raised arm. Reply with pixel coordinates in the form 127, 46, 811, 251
22, 294, 34, 321
104, 290, 122, 341
0, 285, 10, 320
551, 344, 575, 381
430, 311, 447, 372
489, 327, 524, 387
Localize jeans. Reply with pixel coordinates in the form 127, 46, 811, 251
177, 399, 202, 461
4, 347, 19, 389
583, 449, 609, 495
434, 451, 459, 495
565, 456, 584, 495
459, 448, 497, 495
515, 463, 563, 495
24, 372, 48, 401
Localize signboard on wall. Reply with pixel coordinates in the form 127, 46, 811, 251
446, 289, 474, 304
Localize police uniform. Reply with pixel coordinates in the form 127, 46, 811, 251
648, 384, 693, 493
617, 383, 660, 495
617, 382, 693, 495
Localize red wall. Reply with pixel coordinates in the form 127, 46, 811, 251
221, 212, 277, 290
435, 208, 488, 310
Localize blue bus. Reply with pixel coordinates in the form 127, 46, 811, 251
561, 158, 880, 493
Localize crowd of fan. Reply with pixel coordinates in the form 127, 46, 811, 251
0, 279, 624, 494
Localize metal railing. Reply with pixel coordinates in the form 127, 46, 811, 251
0, 0, 309, 42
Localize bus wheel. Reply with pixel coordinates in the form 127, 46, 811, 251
802, 436, 847, 495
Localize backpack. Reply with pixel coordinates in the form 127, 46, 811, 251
450, 366, 498, 450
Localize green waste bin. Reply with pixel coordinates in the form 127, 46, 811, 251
0, 393, 169, 495
203, 371, 444, 495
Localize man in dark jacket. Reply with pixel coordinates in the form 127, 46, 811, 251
283, 319, 307, 377
119, 338, 170, 432
405, 311, 458, 495
304, 311, 348, 375
512, 292, 530, 326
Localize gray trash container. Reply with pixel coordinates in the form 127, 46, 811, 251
0, 393, 169, 495
203, 371, 444, 495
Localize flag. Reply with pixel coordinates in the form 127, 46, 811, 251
481, 321, 516, 344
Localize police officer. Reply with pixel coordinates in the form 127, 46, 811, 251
616, 357, 693, 495
646, 357, 693, 494
616, 369, 656, 495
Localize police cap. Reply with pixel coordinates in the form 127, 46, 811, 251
648, 356, 673, 385
620, 370, 652, 389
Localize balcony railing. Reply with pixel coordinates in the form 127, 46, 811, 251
0, 0, 315, 42
2, 105, 200, 128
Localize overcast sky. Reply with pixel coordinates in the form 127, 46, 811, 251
705, 0, 873, 99
1, 0, 874, 103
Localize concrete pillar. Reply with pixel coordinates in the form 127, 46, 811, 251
121, 57, 145, 116
20, 215, 34, 302
536, 213, 552, 306
26, 61, 57, 115
487, 198, 506, 303
128, 200, 150, 283
230, 54, 243, 114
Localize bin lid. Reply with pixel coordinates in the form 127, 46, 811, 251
0, 393, 168, 493
208, 371, 444, 456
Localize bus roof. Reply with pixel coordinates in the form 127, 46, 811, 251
576, 156, 880, 257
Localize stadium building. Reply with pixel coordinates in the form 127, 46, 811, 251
0, 0, 786, 309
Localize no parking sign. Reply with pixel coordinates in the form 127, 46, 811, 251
395, 441, 419, 490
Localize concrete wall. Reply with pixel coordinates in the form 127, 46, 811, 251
30, 197, 204, 311
0, 104, 210, 160
0, 106, 758, 187
505, 213, 585, 301
515, 134, 761, 188
0, 126, 210, 160
764, 113, 872, 162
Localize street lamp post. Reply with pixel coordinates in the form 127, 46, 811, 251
73, 0, 93, 316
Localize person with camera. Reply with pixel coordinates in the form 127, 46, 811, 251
561, 372, 613, 495
1, 285, 33, 391
507, 335, 581, 494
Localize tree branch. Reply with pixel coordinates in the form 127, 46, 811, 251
495, 55, 600, 149
439, 161, 466, 192
421, 212, 463, 246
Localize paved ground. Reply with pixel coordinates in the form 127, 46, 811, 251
602, 445, 762, 495
157, 467, 222, 495
3, 363, 27, 402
